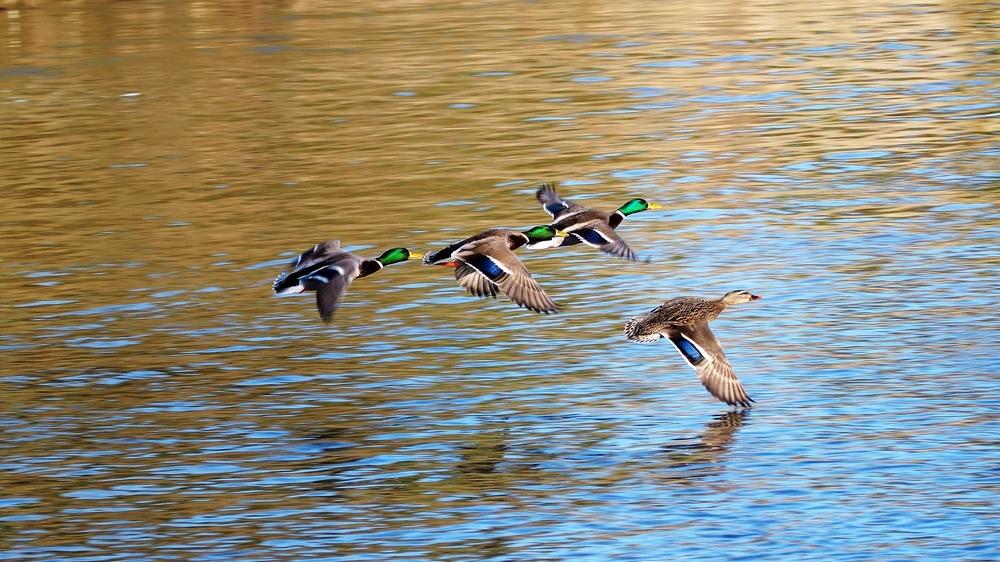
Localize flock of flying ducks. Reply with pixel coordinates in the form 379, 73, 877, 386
272, 183, 761, 408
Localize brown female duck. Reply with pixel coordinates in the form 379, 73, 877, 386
625, 290, 761, 408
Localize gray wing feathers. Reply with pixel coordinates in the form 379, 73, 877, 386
455, 263, 498, 298
315, 274, 350, 323
457, 239, 559, 314
303, 256, 361, 323
674, 324, 753, 408
315, 240, 341, 253
496, 268, 559, 314
535, 182, 577, 219
567, 221, 639, 261
294, 239, 341, 268
594, 227, 638, 261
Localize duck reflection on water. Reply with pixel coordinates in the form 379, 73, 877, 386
656, 410, 748, 482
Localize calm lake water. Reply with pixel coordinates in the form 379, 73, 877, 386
1, 1, 998, 560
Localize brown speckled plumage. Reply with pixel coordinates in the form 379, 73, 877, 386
631, 296, 729, 330
624, 290, 761, 408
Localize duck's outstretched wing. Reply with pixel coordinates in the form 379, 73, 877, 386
299, 258, 361, 323
565, 220, 639, 261
535, 182, 578, 220
667, 323, 753, 408
291, 240, 340, 269
274, 240, 347, 294
456, 239, 559, 314
454, 263, 498, 298
423, 229, 505, 265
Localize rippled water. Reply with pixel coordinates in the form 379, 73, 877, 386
1, 1, 998, 560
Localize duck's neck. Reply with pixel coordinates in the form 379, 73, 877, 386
708, 299, 728, 321
358, 259, 383, 278
525, 236, 565, 249
509, 232, 530, 250
611, 202, 649, 227
609, 210, 626, 229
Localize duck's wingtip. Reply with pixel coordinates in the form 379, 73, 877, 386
535, 182, 558, 200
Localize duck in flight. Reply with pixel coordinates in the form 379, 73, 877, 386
423, 225, 565, 313
273, 241, 422, 323
534, 182, 662, 261
624, 290, 761, 408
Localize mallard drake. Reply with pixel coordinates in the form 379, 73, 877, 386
423, 225, 565, 313
533, 182, 662, 261
272, 240, 422, 323
624, 290, 761, 408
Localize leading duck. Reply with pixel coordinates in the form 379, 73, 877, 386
534, 182, 662, 261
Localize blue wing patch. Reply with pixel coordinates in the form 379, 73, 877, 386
463, 254, 506, 281
545, 202, 570, 217
573, 228, 608, 246
670, 336, 705, 365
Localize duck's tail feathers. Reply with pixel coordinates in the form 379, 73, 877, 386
624, 316, 660, 344
273, 272, 304, 294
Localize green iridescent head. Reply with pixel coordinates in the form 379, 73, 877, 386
618, 198, 663, 216
376, 247, 424, 266
521, 225, 565, 243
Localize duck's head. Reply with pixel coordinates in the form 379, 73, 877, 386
721, 289, 761, 305
521, 225, 567, 249
618, 198, 663, 216
376, 247, 424, 266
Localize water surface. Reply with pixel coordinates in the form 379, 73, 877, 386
1, 1, 998, 560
